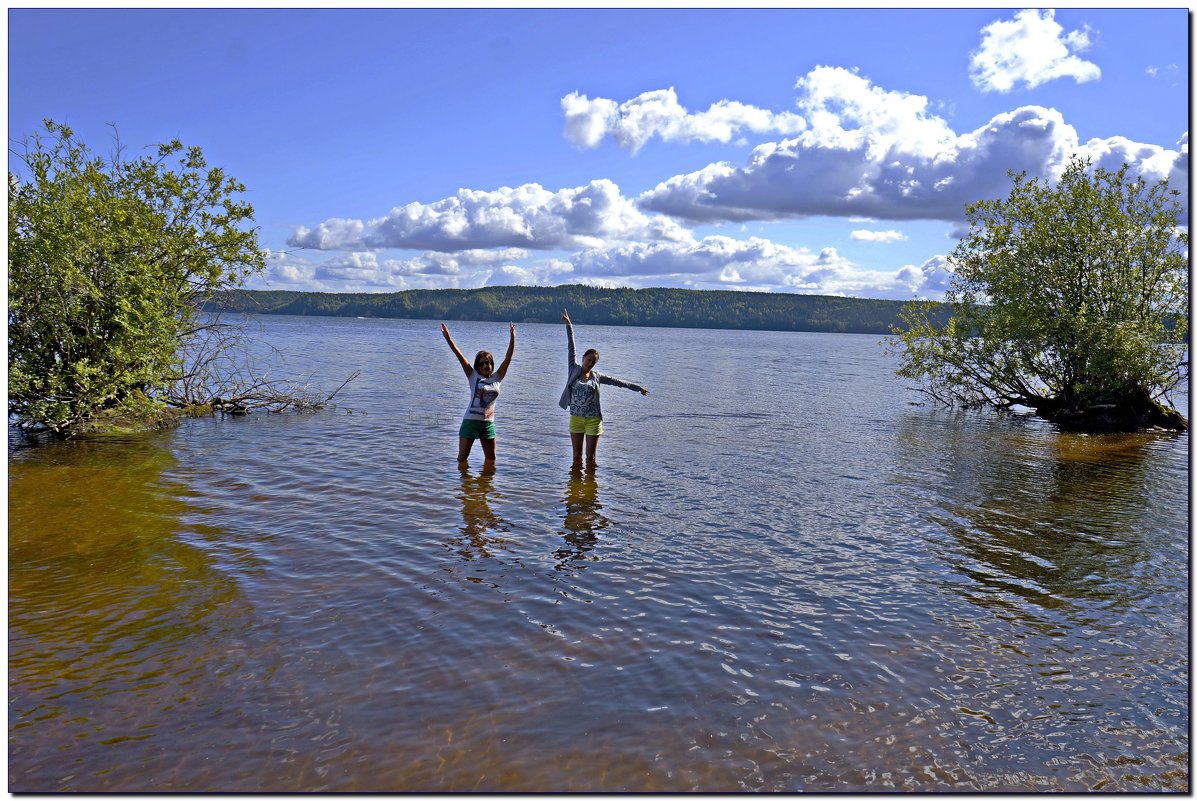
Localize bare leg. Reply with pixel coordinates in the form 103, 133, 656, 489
457, 437, 474, 464
480, 437, 497, 463
585, 434, 599, 467
570, 432, 585, 466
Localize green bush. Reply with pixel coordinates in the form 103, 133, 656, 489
9, 121, 264, 434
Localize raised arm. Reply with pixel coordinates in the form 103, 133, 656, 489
563, 308, 578, 368
495, 322, 516, 380
440, 323, 472, 377
599, 374, 649, 395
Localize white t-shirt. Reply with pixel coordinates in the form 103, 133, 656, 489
463, 372, 501, 421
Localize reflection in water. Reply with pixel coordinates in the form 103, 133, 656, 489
7, 320, 1188, 793
450, 465, 512, 560
888, 414, 1188, 792
8, 434, 257, 792
895, 415, 1181, 627
556, 466, 611, 571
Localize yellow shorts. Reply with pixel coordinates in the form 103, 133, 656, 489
569, 415, 603, 436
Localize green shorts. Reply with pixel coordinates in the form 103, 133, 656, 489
459, 418, 496, 440
569, 415, 603, 436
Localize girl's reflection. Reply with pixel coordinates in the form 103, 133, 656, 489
556, 465, 612, 571
453, 464, 511, 560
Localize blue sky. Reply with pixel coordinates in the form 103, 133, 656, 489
8, 6, 1190, 300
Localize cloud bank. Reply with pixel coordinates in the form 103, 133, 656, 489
289, 179, 692, 253
264, 247, 570, 292
566, 236, 947, 299
279, 24, 1186, 302
266, 238, 952, 301
637, 66, 1186, 224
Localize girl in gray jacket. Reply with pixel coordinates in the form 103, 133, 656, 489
559, 309, 648, 467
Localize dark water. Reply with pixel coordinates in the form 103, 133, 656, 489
8, 316, 1190, 791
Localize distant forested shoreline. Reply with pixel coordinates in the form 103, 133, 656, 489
210, 285, 949, 335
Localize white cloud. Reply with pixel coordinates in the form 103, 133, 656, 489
638, 66, 1186, 225
315, 251, 389, 283
287, 218, 365, 250
794, 66, 957, 160
490, 264, 542, 287
562, 87, 806, 153
261, 249, 319, 287
254, 247, 547, 293
289, 179, 692, 253
1073, 134, 1189, 212
851, 229, 907, 243
566, 235, 949, 299
896, 256, 955, 299
970, 9, 1100, 93
1074, 136, 1173, 180
1146, 64, 1180, 85
1171, 133, 1189, 211
562, 93, 620, 149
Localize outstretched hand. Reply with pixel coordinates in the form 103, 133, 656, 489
440, 322, 451, 339
639, 387, 649, 396
561, 308, 572, 325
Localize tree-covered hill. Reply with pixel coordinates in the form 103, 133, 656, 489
211, 285, 950, 335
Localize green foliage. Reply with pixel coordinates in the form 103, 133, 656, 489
212, 284, 947, 335
891, 157, 1189, 429
9, 120, 265, 434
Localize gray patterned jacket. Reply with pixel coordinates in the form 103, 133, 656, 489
558, 324, 644, 418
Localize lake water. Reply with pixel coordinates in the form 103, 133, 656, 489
8, 315, 1190, 791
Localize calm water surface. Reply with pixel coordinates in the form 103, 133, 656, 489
8, 316, 1190, 791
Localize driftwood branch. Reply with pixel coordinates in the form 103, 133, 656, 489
163, 310, 358, 416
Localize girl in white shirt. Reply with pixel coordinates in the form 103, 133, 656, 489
441, 322, 515, 466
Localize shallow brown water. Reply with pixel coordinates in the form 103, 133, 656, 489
8, 317, 1190, 791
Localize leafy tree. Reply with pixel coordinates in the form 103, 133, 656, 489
891, 157, 1189, 431
8, 120, 266, 434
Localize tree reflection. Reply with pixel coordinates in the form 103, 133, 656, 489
895, 413, 1185, 630
555, 465, 612, 571
9, 433, 250, 641
8, 432, 256, 790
